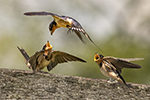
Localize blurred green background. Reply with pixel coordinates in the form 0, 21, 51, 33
0, 0, 150, 84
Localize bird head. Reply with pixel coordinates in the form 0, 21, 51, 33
49, 21, 57, 35
94, 53, 104, 64
42, 41, 53, 51
42, 41, 53, 56
44, 41, 53, 50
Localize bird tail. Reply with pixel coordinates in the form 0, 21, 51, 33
79, 29, 103, 51
85, 33, 103, 52
74, 29, 103, 51
17, 46, 30, 64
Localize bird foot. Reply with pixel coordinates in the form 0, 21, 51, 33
107, 78, 118, 84
37, 70, 49, 74
67, 28, 72, 34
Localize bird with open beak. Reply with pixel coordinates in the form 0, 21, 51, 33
17, 41, 86, 72
94, 53, 143, 86
24, 11, 102, 51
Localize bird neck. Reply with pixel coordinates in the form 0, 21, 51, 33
45, 51, 52, 61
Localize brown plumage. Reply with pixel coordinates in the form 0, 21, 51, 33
24, 11, 102, 51
17, 41, 86, 72
94, 53, 143, 85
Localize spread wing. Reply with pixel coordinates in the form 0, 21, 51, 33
24, 11, 57, 17
118, 58, 144, 62
24, 11, 69, 23
104, 57, 143, 73
47, 51, 86, 71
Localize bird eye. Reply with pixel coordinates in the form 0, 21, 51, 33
99, 55, 104, 59
42, 45, 46, 50
66, 25, 70, 28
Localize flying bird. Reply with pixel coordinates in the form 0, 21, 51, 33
24, 11, 102, 51
94, 53, 143, 86
17, 41, 86, 72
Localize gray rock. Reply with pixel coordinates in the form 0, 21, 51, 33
0, 68, 149, 100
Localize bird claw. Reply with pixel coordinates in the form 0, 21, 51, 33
107, 78, 118, 84
67, 29, 71, 34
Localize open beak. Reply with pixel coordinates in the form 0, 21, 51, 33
47, 41, 53, 49
94, 53, 100, 61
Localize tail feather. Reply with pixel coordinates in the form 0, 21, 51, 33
81, 30, 103, 51
72, 28, 102, 51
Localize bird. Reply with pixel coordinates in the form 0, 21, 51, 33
24, 11, 102, 51
94, 53, 143, 86
17, 41, 86, 72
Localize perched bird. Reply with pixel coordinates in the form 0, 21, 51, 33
94, 53, 143, 85
24, 11, 102, 51
17, 41, 86, 72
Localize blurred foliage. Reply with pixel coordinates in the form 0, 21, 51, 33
0, 0, 150, 85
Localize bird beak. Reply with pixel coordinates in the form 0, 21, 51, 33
47, 41, 53, 49
49, 23, 57, 35
94, 53, 99, 61
50, 29, 54, 35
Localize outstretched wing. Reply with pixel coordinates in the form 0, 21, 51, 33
47, 51, 86, 71
118, 58, 144, 62
104, 57, 143, 73
24, 11, 69, 23
24, 11, 57, 17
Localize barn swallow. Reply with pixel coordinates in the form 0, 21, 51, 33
17, 41, 86, 72
94, 53, 143, 85
24, 11, 102, 51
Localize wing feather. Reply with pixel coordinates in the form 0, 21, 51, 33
24, 11, 57, 16
47, 51, 86, 71
24, 11, 70, 24
104, 57, 143, 73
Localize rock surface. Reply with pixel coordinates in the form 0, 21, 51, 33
0, 68, 150, 100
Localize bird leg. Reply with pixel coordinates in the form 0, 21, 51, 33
67, 28, 73, 34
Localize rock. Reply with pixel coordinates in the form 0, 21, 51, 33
0, 68, 150, 100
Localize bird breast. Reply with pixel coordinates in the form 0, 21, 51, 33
40, 58, 51, 67
100, 65, 110, 78
55, 19, 70, 28
55, 17, 72, 28
100, 63, 118, 80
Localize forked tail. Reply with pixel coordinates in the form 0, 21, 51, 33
86, 33, 103, 51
